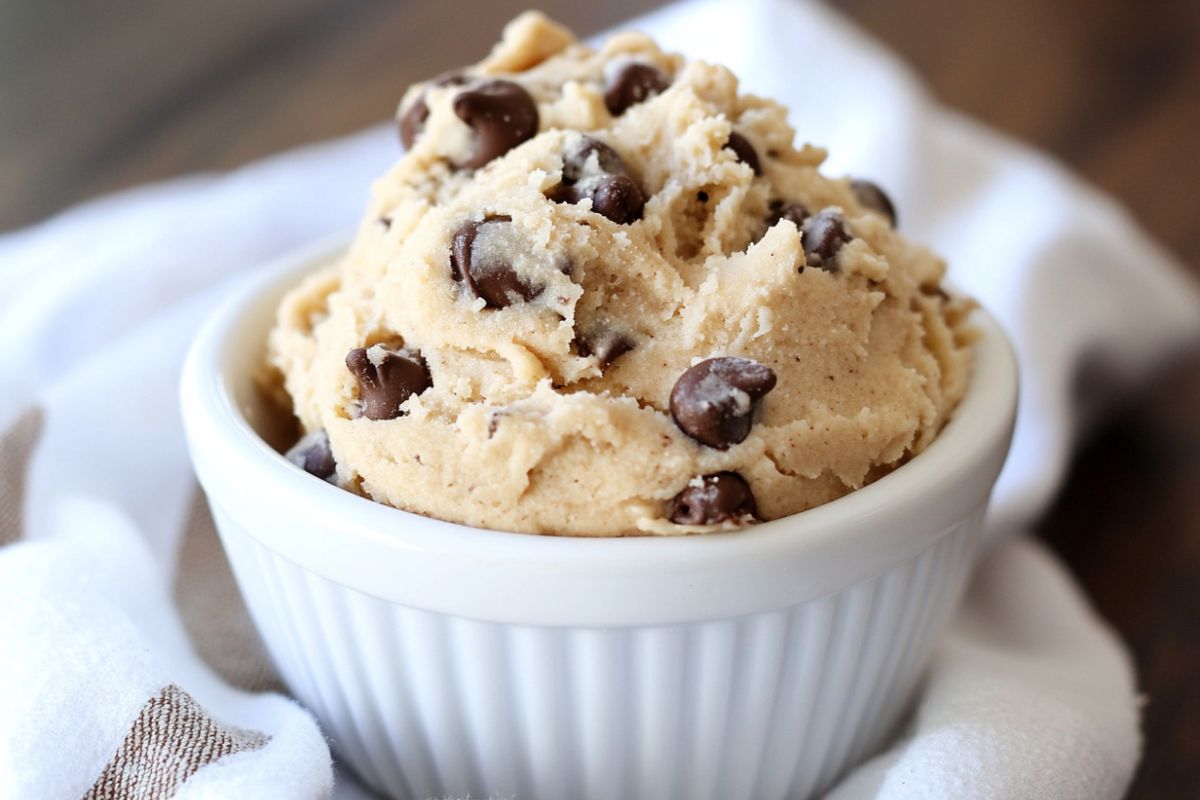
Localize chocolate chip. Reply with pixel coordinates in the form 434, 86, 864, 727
545, 182, 577, 205
921, 284, 951, 303
549, 137, 644, 224
668, 472, 758, 525
562, 137, 629, 182
285, 429, 337, 480
850, 179, 897, 227
724, 131, 761, 176
452, 80, 539, 169
802, 209, 852, 271
591, 175, 645, 224
450, 215, 542, 308
768, 200, 810, 228
398, 71, 468, 150
669, 357, 777, 449
604, 62, 670, 116
346, 345, 432, 420
577, 328, 634, 371
487, 411, 504, 438
399, 100, 430, 152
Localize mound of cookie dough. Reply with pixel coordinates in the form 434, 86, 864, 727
267, 12, 975, 536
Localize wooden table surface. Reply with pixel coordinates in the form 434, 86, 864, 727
2, 1, 1197, 796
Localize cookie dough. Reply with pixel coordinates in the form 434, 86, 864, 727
268, 12, 974, 536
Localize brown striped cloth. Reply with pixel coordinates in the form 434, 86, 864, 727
0, 489, 333, 799
0, 127, 395, 798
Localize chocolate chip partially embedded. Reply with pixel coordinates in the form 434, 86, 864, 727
591, 175, 645, 224
549, 137, 645, 224
670, 357, 777, 449
577, 328, 634, 371
768, 200, 810, 229
604, 62, 671, 116
668, 472, 758, 525
487, 410, 505, 438
849, 179, 897, 227
453, 80, 539, 169
346, 345, 432, 420
562, 137, 629, 182
545, 182, 577, 205
724, 131, 761, 176
285, 429, 337, 480
451, 215, 542, 308
398, 71, 468, 150
399, 102, 428, 151
802, 209, 852, 271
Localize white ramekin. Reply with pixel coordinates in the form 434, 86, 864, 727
181, 237, 1017, 800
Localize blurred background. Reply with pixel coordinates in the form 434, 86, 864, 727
2, 0, 1197, 796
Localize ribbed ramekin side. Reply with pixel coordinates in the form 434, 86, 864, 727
808, 506, 983, 797
213, 501, 984, 800
856, 502, 985, 763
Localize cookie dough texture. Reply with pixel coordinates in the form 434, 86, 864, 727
267, 12, 974, 536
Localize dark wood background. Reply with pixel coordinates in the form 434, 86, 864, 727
2, 1, 1196, 796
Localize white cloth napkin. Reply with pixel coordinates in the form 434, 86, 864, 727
1, 0, 1197, 797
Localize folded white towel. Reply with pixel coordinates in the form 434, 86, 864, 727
1, 1, 1197, 797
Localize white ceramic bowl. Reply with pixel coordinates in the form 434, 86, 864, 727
181, 238, 1017, 800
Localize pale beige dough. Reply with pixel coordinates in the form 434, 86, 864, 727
267, 12, 975, 536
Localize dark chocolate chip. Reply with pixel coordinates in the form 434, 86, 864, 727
669, 357, 777, 449
399, 100, 429, 152
591, 175, 645, 224
849, 179, 897, 227
399, 71, 468, 150
802, 209, 852, 271
450, 215, 542, 308
668, 472, 758, 525
577, 328, 634, 371
453, 80, 539, 169
549, 137, 644, 224
562, 137, 630, 182
724, 131, 761, 176
487, 411, 504, 438
768, 200, 810, 229
604, 62, 671, 116
346, 345, 432, 420
285, 430, 337, 480
546, 182, 577, 205
921, 284, 951, 303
